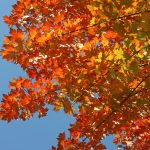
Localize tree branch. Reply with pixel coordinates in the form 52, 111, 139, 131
63, 9, 150, 36
82, 73, 150, 142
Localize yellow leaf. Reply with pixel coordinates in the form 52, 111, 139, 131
100, 22, 106, 28
90, 17, 96, 25
106, 52, 114, 61
101, 34, 109, 46
56, 29, 63, 37
74, 18, 81, 25
114, 43, 124, 60
87, 5, 97, 15
137, 53, 144, 58
77, 79, 82, 84
54, 101, 63, 111
124, 8, 133, 14
96, 52, 102, 62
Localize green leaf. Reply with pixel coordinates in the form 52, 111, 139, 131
129, 61, 139, 74
113, 22, 125, 35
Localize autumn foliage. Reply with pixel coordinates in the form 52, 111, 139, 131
0, 0, 150, 149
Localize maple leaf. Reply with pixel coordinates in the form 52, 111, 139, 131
114, 44, 124, 60
1, 0, 150, 149
63, 99, 74, 114
3, 16, 11, 24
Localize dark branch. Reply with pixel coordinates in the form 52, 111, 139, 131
82, 73, 150, 142
63, 9, 150, 36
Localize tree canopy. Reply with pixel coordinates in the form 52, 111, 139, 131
0, 0, 150, 149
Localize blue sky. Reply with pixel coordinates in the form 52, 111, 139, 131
0, 1, 117, 150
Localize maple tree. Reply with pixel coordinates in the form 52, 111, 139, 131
0, 0, 150, 149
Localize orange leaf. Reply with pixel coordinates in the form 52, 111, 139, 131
29, 26, 38, 40
21, 97, 30, 105
53, 68, 64, 78
3, 16, 11, 24
22, 80, 31, 88
63, 99, 74, 114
